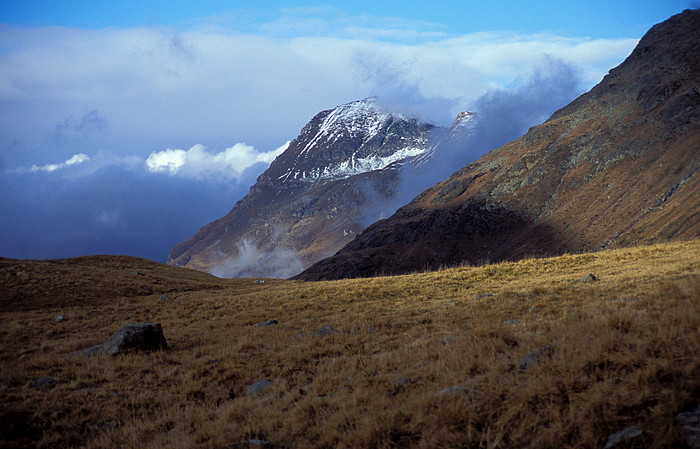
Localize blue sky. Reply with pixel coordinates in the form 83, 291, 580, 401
0, 1, 694, 263
2, 1, 691, 38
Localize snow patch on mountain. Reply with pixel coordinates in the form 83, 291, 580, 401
279, 98, 432, 182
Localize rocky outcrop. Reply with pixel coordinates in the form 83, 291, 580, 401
67, 322, 168, 358
297, 9, 700, 281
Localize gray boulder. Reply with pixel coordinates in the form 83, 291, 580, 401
66, 322, 167, 358
102, 323, 168, 355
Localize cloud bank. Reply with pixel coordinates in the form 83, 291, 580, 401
1, 140, 286, 262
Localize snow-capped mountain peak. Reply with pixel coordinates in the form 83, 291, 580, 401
265, 98, 437, 184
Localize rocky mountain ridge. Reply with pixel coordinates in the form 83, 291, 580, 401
297, 9, 700, 281
168, 98, 480, 277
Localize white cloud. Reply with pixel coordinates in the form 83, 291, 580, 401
30, 153, 90, 172
144, 149, 187, 175
145, 141, 289, 180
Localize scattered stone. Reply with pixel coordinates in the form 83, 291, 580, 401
578, 273, 598, 283
105, 421, 118, 431
131, 270, 144, 276
473, 293, 493, 300
246, 379, 272, 397
603, 425, 643, 449
311, 395, 329, 402
30, 377, 56, 389
617, 297, 640, 304
436, 385, 472, 397
55, 315, 65, 322
66, 322, 168, 359
255, 319, 278, 327
166, 428, 176, 438
157, 294, 170, 303
440, 335, 457, 345
394, 376, 411, 387
74, 387, 98, 393
502, 319, 520, 325
517, 344, 556, 372
297, 325, 340, 338
249, 439, 272, 447
677, 404, 700, 449
315, 325, 339, 336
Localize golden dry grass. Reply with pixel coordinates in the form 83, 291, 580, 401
1, 240, 699, 448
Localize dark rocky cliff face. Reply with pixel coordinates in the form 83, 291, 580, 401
167, 99, 445, 277
297, 9, 700, 281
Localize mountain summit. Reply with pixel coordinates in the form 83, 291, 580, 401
297, 9, 700, 281
167, 98, 451, 277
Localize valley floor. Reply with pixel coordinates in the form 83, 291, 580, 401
1, 240, 699, 448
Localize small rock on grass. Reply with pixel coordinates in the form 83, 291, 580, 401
393, 377, 411, 388
316, 325, 339, 336
473, 293, 493, 300
436, 385, 473, 397
255, 319, 278, 327
578, 273, 598, 283
296, 325, 340, 338
30, 377, 56, 389
517, 344, 556, 372
603, 425, 643, 448
246, 379, 272, 397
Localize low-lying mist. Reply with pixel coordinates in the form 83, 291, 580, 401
209, 238, 304, 279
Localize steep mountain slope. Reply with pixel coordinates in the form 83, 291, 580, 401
168, 98, 460, 277
297, 9, 700, 281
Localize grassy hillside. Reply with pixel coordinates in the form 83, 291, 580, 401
1, 240, 699, 448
